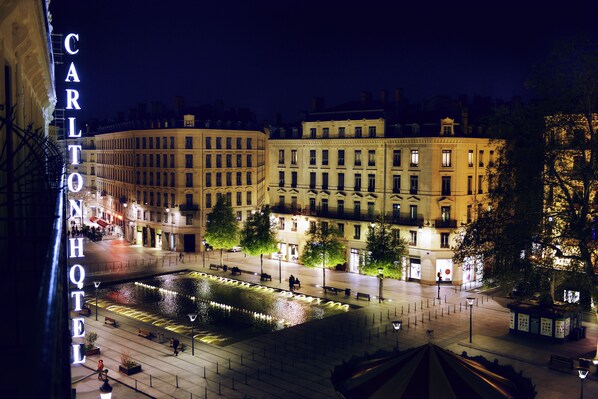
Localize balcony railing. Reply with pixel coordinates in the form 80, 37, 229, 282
179, 203, 199, 214
434, 219, 457, 228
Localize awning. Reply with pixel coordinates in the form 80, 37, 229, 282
96, 219, 108, 228
89, 216, 98, 223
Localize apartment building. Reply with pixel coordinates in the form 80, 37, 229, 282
269, 108, 500, 285
93, 115, 267, 252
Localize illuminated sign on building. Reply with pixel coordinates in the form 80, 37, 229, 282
64, 32, 86, 365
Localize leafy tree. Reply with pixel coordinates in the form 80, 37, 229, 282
239, 206, 278, 275
204, 196, 239, 266
363, 220, 408, 279
300, 222, 345, 288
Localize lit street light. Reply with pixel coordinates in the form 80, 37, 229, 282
466, 297, 475, 343
392, 320, 402, 351
93, 281, 101, 321
277, 250, 282, 284
188, 313, 198, 356
378, 268, 384, 303
578, 367, 589, 399
165, 207, 171, 251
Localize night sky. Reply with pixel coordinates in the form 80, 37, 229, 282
51, 0, 598, 123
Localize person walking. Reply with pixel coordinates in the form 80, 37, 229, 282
289, 275, 295, 291
173, 338, 180, 356
96, 359, 104, 380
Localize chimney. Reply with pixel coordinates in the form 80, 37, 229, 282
395, 88, 403, 103
380, 90, 388, 105
311, 97, 325, 112
461, 106, 469, 135
360, 91, 372, 105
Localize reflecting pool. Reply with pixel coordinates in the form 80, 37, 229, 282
93, 271, 351, 346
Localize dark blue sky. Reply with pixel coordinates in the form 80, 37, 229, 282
51, 0, 598, 122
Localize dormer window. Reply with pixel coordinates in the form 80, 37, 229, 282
440, 117, 455, 136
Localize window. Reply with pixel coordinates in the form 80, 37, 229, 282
310, 150, 316, 165
216, 137, 222, 149
479, 150, 484, 167
368, 174, 375, 192
410, 175, 418, 194
236, 211, 242, 221
393, 150, 401, 167
136, 137, 140, 149
149, 192, 154, 206
279, 171, 285, 187
291, 171, 297, 188
442, 150, 452, 167
354, 174, 362, 191
468, 150, 474, 167
441, 206, 451, 221
136, 154, 140, 167
338, 150, 345, 166
185, 136, 193, 149
355, 150, 362, 166
291, 150, 297, 165
162, 137, 167, 149
410, 205, 418, 220
185, 173, 193, 187
410, 150, 419, 167
233, 172, 240, 186
279, 217, 286, 230
246, 191, 252, 205
355, 127, 362, 138
170, 173, 175, 187
236, 154, 242, 167
441, 176, 451, 195
309, 198, 316, 212
467, 205, 472, 223
185, 154, 193, 168
322, 173, 328, 190
354, 225, 361, 239
216, 172, 222, 186
186, 215, 193, 226
467, 176, 473, 194
142, 137, 147, 149
338, 173, 344, 190
338, 127, 345, 138
149, 154, 154, 167
392, 204, 400, 222
226, 137, 232, 149
278, 149, 285, 164
478, 175, 483, 193
246, 154, 252, 167
489, 150, 494, 164
368, 126, 376, 137
310, 128, 316, 138
368, 150, 375, 166
393, 175, 401, 193
156, 173, 160, 186
170, 137, 175, 149
143, 154, 147, 167
322, 198, 329, 214
338, 200, 345, 217
246, 138, 252, 149
443, 125, 452, 135
236, 192, 242, 206
226, 154, 232, 168
354, 201, 361, 217
291, 196, 298, 212
368, 202, 375, 219
170, 154, 175, 168
226, 172, 232, 186
337, 223, 344, 235
410, 231, 417, 246
236, 137, 242, 149
322, 150, 329, 165
310, 172, 316, 189
246, 172, 252, 185
323, 127, 329, 138
163, 154, 167, 168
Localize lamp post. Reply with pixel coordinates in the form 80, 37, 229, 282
378, 268, 384, 303
437, 271, 442, 300
578, 368, 589, 399
93, 281, 101, 321
188, 313, 198, 356
466, 297, 475, 343
165, 207, 171, 251
392, 320, 402, 351
99, 369, 112, 399
277, 250, 282, 284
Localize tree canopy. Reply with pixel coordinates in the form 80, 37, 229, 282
204, 196, 240, 266
363, 220, 408, 279
240, 206, 278, 275
300, 222, 346, 269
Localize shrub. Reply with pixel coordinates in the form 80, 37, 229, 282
85, 331, 98, 350
120, 351, 137, 368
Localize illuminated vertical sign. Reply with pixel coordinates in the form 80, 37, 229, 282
64, 32, 86, 364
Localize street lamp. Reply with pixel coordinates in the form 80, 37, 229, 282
578, 367, 589, 399
165, 207, 171, 251
188, 313, 198, 356
277, 250, 283, 284
466, 297, 475, 343
437, 271, 442, 300
93, 281, 101, 321
378, 268, 384, 303
392, 320, 402, 351
99, 369, 112, 399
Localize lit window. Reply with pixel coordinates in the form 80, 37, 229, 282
410, 150, 419, 166
442, 150, 451, 167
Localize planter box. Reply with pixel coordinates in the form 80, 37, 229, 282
85, 347, 100, 356
119, 364, 142, 375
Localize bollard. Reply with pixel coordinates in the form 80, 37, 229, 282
428, 311, 431, 321
427, 299, 429, 308
388, 309, 390, 319
372, 313, 375, 324
421, 300, 423, 309
402, 305, 404, 315
448, 306, 450, 315
408, 304, 410, 313
408, 317, 410, 328
476, 298, 479, 307
176, 375, 179, 388
422, 313, 424, 324
217, 362, 219, 374
204, 366, 206, 378
444, 294, 447, 303
205, 386, 207, 399
150, 375, 152, 387
218, 382, 221, 396
454, 304, 456, 313
135, 379, 138, 391
415, 302, 417, 312
442, 308, 444, 317
229, 358, 231, 370
414, 315, 417, 325
435, 309, 437, 319
380, 312, 382, 322
460, 303, 462, 312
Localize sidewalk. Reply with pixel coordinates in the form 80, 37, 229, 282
72, 243, 598, 398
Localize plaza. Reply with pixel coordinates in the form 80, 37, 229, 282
72, 236, 598, 398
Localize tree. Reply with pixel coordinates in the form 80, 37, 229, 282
204, 196, 239, 266
300, 222, 345, 288
363, 220, 408, 279
239, 206, 278, 276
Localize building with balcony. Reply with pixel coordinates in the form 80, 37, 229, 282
92, 115, 267, 252
269, 100, 501, 285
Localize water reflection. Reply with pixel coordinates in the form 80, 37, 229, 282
94, 271, 350, 346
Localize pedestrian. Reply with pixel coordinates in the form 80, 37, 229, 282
179, 252, 184, 262
173, 338, 180, 356
96, 359, 104, 380
289, 275, 295, 291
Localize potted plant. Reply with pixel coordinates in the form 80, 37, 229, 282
84, 331, 100, 356
119, 351, 142, 375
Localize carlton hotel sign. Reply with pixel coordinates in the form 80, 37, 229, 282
64, 32, 87, 364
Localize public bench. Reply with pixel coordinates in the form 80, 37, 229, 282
138, 328, 153, 339
260, 273, 272, 281
293, 280, 301, 289
231, 266, 242, 276
104, 317, 118, 327
549, 354, 573, 373
209, 264, 221, 270
324, 286, 340, 294
356, 292, 371, 301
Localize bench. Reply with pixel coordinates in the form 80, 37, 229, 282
104, 317, 118, 327
549, 354, 573, 373
209, 264, 221, 270
79, 307, 91, 317
324, 286, 340, 294
231, 267, 242, 276
356, 292, 371, 301
138, 328, 153, 339
260, 273, 272, 281
293, 280, 301, 289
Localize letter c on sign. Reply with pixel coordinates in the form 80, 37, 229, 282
64, 33, 79, 55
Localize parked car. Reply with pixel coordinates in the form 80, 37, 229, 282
228, 246, 242, 252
